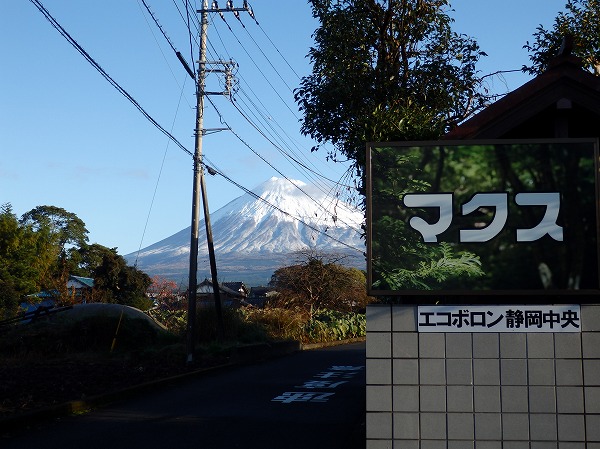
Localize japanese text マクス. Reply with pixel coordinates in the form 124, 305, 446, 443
404, 192, 563, 243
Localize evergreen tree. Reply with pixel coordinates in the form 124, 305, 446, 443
295, 0, 488, 180
524, 0, 600, 75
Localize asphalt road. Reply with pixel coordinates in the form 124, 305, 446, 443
2, 342, 366, 449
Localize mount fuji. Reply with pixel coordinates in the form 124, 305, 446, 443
125, 177, 366, 286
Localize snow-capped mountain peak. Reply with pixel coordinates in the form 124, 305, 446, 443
126, 177, 365, 284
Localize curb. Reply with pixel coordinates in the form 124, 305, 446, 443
0, 338, 363, 434
301, 336, 365, 351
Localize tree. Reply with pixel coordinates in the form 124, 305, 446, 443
0, 203, 59, 316
295, 2, 490, 294
523, 0, 600, 75
269, 250, 371, 314
90, 245, 152, 309
295, 0, 488, 180
18, 205, 91, 295
147, 275, 183, 311
20, 205, 89, 255
0, 204, 35, 316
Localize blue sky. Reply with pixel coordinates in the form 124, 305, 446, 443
1, 1, 566, 256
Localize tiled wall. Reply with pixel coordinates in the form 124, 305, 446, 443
366, 304, 600, 449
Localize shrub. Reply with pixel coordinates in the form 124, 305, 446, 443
240, 307, 365, 344
303, 309, 366, 343
240, 307, 309, 342
196, 307, 268, 344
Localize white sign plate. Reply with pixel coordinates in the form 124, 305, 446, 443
417, 305, 581, 332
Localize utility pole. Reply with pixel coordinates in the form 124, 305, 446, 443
186, 0, 254, 364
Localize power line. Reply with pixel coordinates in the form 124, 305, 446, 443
203, 9, 355, 195
134, 79, 190, 267
228, 93, 362, 221
197, 10, 361, 230
205, 95, 363, 235
29, 0, 194, 159
205, 165, 364, 254
230, 91, 353, 189
218, 13, 300, 120
31, 0, 363, 253
195, 5, 355, 202
139, 0, 195, 79
255, 21, 302, 80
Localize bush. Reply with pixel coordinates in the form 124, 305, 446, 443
147, 308, 187, 336
196, 306, 268, 344
148, 305, 367, 346
240, 307, 309, 342
240, 307, 365, 344
303, 309, 366, 343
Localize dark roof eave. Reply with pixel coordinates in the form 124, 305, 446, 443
446, 56, 600, 140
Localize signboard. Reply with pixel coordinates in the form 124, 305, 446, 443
366, 139, 600, 296
417, 305, 581, 333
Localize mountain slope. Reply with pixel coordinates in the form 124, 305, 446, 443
125, 177, 365, 285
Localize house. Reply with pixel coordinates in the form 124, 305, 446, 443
222, 282, 250, 298
20, 275, 95, 312
66, 275, 94, 303
446, 43, 600, 140
196, 279, 249, 307
248, 286, 277, 307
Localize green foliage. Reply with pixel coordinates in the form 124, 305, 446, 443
240, 307, 308, 342
370, 148, 486, 291
295, 0, 488, 178
196, 307, 268, 344
375, 242, 483, 290
0, 203, 153, 318
20, 205, 89, 255
240, 307, 366, 344
90, 245, 152, 309
147, 308, 188, 336
0, 204, 53, 315
303, 309, 366, 343
524, 0, 600, 75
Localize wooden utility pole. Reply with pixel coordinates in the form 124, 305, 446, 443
186, 0, 254, 363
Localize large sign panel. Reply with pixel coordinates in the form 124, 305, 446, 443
366, 139, 600, 296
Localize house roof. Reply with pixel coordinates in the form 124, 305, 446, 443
222, 282, 248, 294
67, 275, 94, 289
445, 54, 600, 140
249, 286, 275, 297
197, 279, 246, 298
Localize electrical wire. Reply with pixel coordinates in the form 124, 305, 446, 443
218, 15, 300, 120
134, 78, 190, 267
32, 0, 363, 253
206, 95, 363, 235
140, 0, 177, 54
136, 0, 195, 109
201, 6, 362, 226
204, 165, 364, 254
255, 21, 302, 80
205, 10, 354, 193
238, 18, 295, 94
231, 90, 353, 189
29, 0, 194, 159
181, 4, 352, 197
